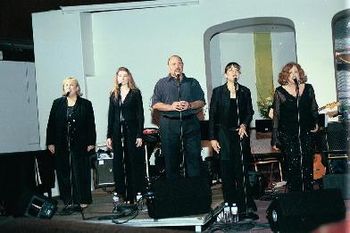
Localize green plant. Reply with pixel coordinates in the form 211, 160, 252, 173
257, 96, 273, 118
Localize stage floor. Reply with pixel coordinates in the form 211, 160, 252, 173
1, 183, 349, 233
39, 183, 349, 233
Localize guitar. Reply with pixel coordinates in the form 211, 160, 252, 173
318, 101, 340, 112
313, 153, 326, 180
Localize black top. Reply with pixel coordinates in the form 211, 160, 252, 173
46, 96, 96, 151
151, 74, 205, 118
271, 83, 319, 146
208, 83, 254, 140
227, 99, 238, 129
107, 89, 144, 139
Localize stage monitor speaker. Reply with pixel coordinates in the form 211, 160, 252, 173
146, 177, 212, 219
16, 192, 57, 219
267, 189, 346, 233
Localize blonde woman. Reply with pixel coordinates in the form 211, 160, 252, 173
46, 77, 96, 214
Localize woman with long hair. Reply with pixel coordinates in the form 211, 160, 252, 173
106, 67, 145, 203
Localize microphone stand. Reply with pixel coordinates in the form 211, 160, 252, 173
235, 81, 249, 217
295, 81, 304, 191
177, 77, 186, 178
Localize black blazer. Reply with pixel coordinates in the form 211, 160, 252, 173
46, 96, 96, 152
107, 89, 144, 140
208, 83, 254, 140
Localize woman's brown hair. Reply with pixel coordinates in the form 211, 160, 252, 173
278, 62, 307, 85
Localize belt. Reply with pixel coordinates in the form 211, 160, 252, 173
162, 114, 195, 120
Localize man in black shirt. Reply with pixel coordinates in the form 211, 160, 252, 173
151, 55, 205, 179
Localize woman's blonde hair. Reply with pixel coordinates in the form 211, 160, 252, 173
62, 77, 82, 96
111, 67, 138, 99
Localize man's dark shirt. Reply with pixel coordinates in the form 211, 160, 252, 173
151, 74, 205, 118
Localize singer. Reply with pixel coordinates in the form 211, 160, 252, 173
46, 77, 96, 214
271, 62, 319, 192
151, 55, 205, 179
106, 67, 145, 204
209, 62, 258, 220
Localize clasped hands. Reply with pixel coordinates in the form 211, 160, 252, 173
171, 101, 191, 111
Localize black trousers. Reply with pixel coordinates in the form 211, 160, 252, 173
112, 127, 145, 202
219, 134, 256, 213
159, 115, 202, 180
55, 149, 92, 205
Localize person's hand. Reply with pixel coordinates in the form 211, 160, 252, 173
236, 124, 248, 139
272, 145, 280, 151
106, 138, 113, 150
310, 124, 319, 133
87, 145, 95, 152
135, 138, 143, 147
210, 140, 221, 154
171, 101, 183, 111
48, 145, 55, 154
179, 101, 191, 111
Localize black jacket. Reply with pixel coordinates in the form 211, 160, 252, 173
107, 89, 144, 140
46, 96, 96, 152
208, 83, 254, 140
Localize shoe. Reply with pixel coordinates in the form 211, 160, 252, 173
80, 204, 88, 209
59, 204, 74, 215
239, 212, 259, 221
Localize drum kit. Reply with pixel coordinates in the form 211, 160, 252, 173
142, 128, 164, 188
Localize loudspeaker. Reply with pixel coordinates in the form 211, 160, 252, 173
16, 192, 57, 219
94, 150, 115, 188
326, 122, 347, 152
267, 189, 346, 232
323, 174, 350, 199
255, 119, 272, 133
146, 177, 212, 219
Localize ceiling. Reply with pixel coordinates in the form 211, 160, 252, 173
0, 0, 144, 61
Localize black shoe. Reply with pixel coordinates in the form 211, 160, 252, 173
72, 204, 82, 212
59, 204, 74, 215
239, 212, 259, 221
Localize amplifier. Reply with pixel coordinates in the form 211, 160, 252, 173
94, 150, 115, 188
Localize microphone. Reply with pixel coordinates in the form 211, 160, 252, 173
293, 77, 299, 87
118, 83, 122, 88
175, 73, 181, 86
65, 91, 70, 97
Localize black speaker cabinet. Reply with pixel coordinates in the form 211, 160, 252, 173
255, 119, 272, 133
25, 194, 58, 219
16, 192, 57, 219
146, 177, 212, 219
94, 150, 115, 188
267, 189, 346, 232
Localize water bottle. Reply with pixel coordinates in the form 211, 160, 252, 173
112, 192, 119, 211
136, 192, 142, 202
223, 202, 231, 223
231, 203, 239, 223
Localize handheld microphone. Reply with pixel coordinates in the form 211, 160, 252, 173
65, 91, 70, 97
